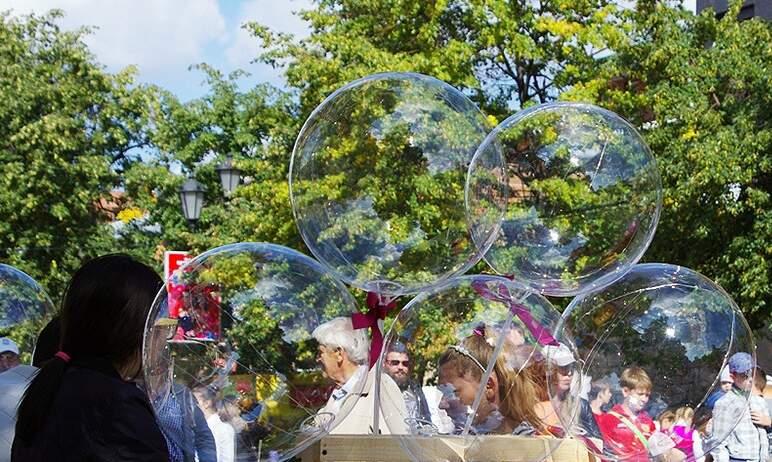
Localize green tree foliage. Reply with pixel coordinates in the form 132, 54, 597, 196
253, 0, 627, 118
122, 65, 302, 260
1, 0, 768, 372
0, 10, 156, 297
253, 0, 769, 329
568, 1, 771, 328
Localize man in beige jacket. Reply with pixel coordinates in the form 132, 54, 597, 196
312, 317, 407, 435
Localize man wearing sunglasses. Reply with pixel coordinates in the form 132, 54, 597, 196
383, 342, 433, 426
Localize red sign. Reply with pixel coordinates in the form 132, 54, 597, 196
164, 251, 191, 283
163, 251, 221, 341
164, 251, 190, 319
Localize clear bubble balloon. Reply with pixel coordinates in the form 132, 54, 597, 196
0, 264, 55, 371
142, 243, 370, 462
290, 72, 502, 296
471, 103, 662, 297
553, 263, 755, 462
378, 275, 581, 462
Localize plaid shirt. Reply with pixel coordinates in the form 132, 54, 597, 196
157, 392, 185, 462
748, 395, 769, 462
709, 387, 761, 462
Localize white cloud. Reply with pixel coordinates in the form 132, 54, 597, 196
223, 0, 312, 88
0, 0, 227, 79
0, 0, 313, 97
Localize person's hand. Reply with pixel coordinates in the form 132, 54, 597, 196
750, 410, 772, 427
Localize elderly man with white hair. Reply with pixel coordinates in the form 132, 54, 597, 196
312, 317, 406, 435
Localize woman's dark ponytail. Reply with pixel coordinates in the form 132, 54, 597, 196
14, 355, 69, 443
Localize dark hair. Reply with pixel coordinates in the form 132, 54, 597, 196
15, 254, 161, 443
387, 340, 409, 355
588, 379, 611, 401
31, 316, 61, 368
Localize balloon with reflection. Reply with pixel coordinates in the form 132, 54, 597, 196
142, 243, 365, 462
378, 275, 575, 462
290, 72, 504, 297
552, 264, 755, 462
0, 264, 55, 370
470, 103, 662, 297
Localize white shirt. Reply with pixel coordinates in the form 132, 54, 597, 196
206, 413, 235, 462
421, 385, 455, 434
0, 365, 38, 462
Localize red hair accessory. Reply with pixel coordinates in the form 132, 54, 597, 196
54, 351, 71, 363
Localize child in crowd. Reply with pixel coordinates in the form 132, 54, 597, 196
658, 409, 676, 433
750, 367, 770, 462
669, 406, 705, 462
596, 367, 684, 462
589, 379, 612, 416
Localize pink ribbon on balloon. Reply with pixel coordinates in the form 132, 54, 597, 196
352, 292, 398, 368
471, 280, 559, 347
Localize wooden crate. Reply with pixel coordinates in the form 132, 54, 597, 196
300, 435, 592, 462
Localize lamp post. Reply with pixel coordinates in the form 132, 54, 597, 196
216, 157, 241, 196
179, 178, 206, 225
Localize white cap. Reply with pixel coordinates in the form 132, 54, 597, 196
719, 365, 732, 383
0, 337, 19, 355
542, 343, 576, 367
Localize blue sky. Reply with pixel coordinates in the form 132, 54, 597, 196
0, 0, 696, 102
0, 0, 313, 101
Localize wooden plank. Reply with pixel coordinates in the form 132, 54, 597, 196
311, 435, 591, 462
300, 441, 322, 462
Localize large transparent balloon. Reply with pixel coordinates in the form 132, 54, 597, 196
0, 264, 55, 370
0, 264, 55, 453
142, 243, 370, 462
552, 264, 755, 462
290, 72, 503, 296
378, 275, 586, 462
471, 103, 662, 297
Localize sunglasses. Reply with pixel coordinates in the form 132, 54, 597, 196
387, 360, 410, 367
557, 366, 574, 376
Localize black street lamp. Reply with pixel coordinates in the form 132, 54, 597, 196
179, 178, 206, 224
216, 157, 241, 195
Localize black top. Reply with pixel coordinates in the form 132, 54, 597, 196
12, 357, 169, 462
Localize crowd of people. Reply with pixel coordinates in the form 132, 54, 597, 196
308, 315, 771, 462
0, 254, 769, 462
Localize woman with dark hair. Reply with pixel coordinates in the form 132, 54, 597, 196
12, 254, 169, 461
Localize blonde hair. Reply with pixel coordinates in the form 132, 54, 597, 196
674, 406, 694, 425
439, 333, 543, 431
620, 366, 652, 391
